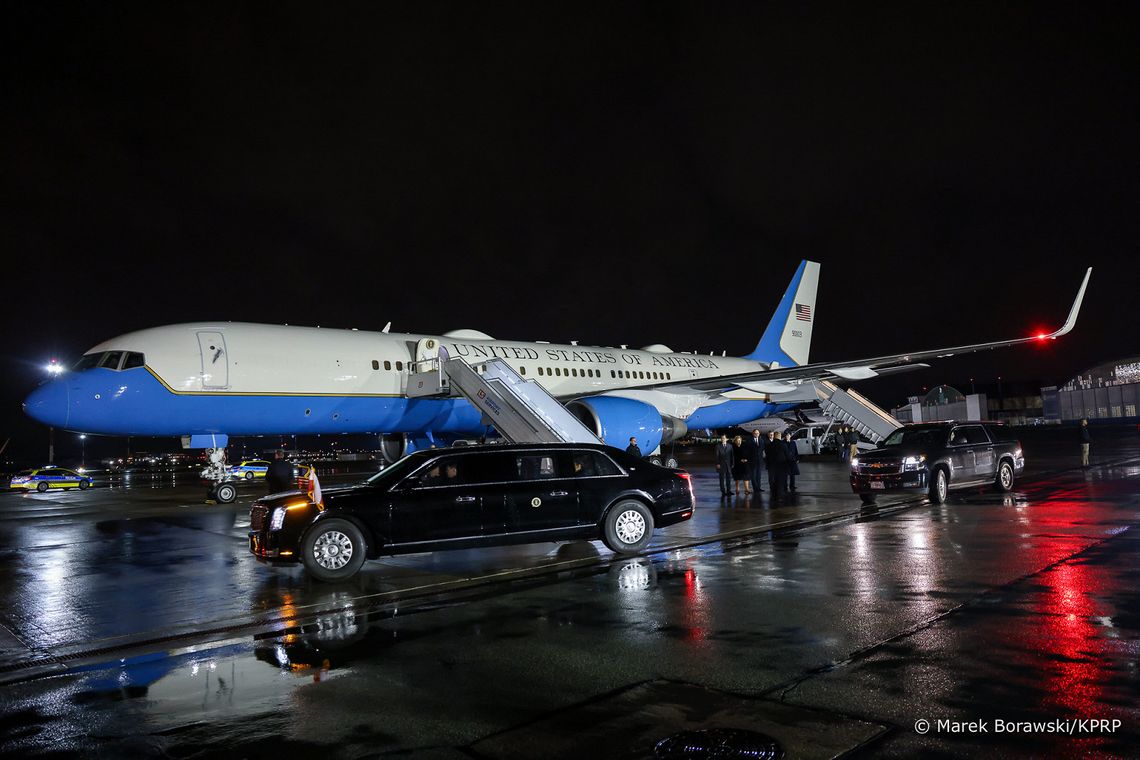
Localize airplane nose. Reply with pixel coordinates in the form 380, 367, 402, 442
23, 379, 70, 429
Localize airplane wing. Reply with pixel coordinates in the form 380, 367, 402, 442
625, 267, 1092, 398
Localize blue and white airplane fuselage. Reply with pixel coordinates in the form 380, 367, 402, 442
23, 260, 1091, 460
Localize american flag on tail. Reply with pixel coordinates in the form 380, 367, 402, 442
795, 303, 812, 322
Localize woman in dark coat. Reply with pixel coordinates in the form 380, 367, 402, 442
783, 431, 800, 492
731, 435, 750, 496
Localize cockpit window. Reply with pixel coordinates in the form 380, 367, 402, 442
74, 354, 101, 371
98, 351, 125, 370
121, 352, 146, 369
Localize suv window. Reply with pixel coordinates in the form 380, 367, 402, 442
569, 450, 620, 477
949, 425, 988, 446
985, 424, 1015, 442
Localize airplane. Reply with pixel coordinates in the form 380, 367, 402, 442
23, 261, 1091, 502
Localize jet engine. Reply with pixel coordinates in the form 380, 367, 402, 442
567, 397, 687, 455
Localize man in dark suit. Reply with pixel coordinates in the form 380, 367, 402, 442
764, 430, 787, 499
783, 431, 800, 492
626, 437, 643, 458
714, 434, 734, 496
266, 450, 295, 494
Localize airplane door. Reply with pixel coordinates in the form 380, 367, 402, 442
415, 337, 440, 370
197, 331, 229, 389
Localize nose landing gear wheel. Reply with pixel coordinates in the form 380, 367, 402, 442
212, 483, 237, 504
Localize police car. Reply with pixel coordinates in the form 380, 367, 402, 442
9, 467, 93, 492
228, 460, 271, 480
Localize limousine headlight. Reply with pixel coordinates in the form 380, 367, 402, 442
270, 507, 287, 531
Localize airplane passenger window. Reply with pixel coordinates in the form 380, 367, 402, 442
555, 368, 561, 376
538, 367, 544, 376
520, 367, 526, 375
372, 360, 380, 370
572, 369, 578, 377
610, 370, 615, 378
99, 352, 124, 370
396, 361, 403, 371
384, 361, 392, 371
121, 352, 146, 370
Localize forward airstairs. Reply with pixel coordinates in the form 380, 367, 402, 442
814, 380, 902, 443
406, 348, 601, 445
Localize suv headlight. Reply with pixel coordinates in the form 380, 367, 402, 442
850, 457, 859, 469
902, 455, 926, 471
269, 507, 287, 531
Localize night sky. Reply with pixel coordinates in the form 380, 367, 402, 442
3, 3, 1137, 462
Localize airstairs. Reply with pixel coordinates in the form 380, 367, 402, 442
406, 349, 601, 445
814, 380, 902, 443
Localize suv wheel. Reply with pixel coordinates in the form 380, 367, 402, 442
302, 519, 367, 582
859, 493, 877, 506
995, 460, 1014, 492
928, 468, 948, 504
602, 500, 654, 554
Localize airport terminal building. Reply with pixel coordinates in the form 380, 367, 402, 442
1042, 357, 1140, 423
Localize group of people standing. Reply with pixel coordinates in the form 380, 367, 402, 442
714, 429, 799, 500
835, 426, 861, 461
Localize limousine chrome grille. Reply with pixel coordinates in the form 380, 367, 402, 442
250, 505, 268, 532
858, 462, 900, 475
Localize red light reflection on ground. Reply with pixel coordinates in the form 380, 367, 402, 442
680, 566, 707, 643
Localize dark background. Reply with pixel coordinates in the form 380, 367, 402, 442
2, 2, 1137, 463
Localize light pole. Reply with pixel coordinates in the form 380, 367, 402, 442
79, 434, 87, 470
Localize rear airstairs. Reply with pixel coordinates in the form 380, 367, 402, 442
814, 380, 902, 443
406, 348, 601, 445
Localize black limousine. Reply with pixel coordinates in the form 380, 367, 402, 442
851, 421, 1025, 505
249, 443, 695, 581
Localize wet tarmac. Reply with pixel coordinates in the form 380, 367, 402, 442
0, 428, 1138, 758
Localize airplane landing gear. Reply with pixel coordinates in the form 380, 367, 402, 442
202, 447, 235, 503
211, 482, 237, 504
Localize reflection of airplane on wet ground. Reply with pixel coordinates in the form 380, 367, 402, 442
24, 262, 1090, 501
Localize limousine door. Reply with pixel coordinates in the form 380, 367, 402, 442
387, 454, 486, 546
500, 451, 582, 534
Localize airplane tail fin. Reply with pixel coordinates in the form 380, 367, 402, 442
745, 260, 821, 366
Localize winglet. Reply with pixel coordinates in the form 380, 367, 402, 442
1051, 267, 1092, 338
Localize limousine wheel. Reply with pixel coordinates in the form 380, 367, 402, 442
995, 461, 1014, 492
928, 468, 948, 505
603, 500, 654, 554
302, 519, 366, 582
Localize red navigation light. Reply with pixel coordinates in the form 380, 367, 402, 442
1036, 332, 1048, 341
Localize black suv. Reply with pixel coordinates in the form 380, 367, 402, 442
851, 422, 1024, 505
249, 443, 694, 581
